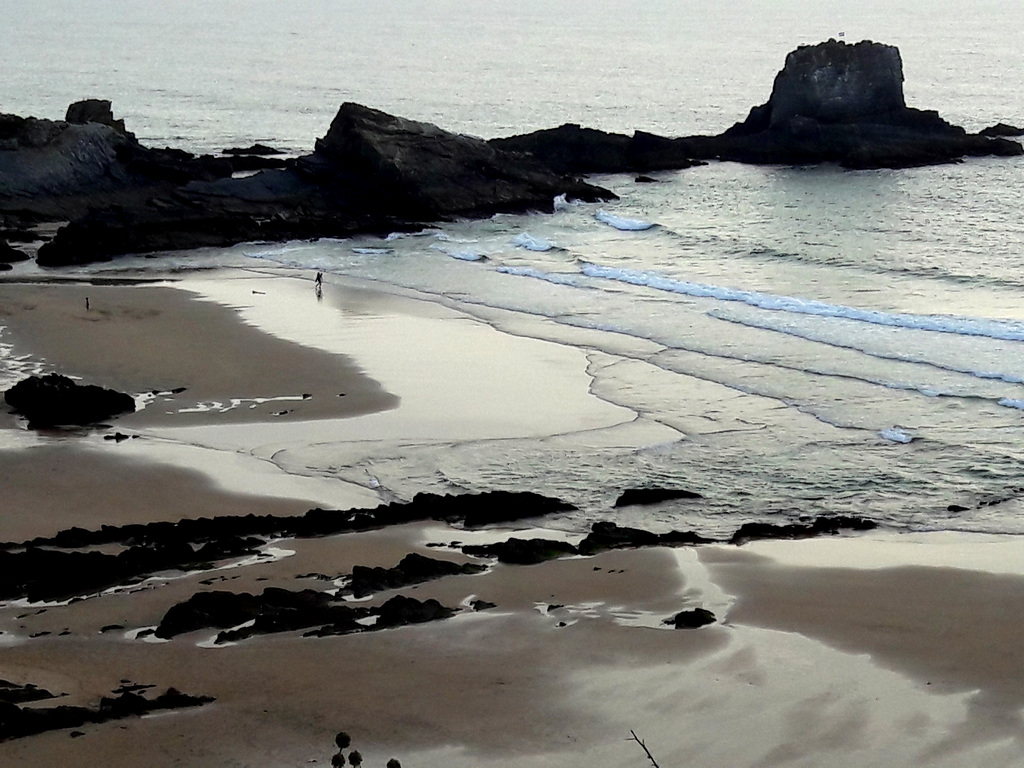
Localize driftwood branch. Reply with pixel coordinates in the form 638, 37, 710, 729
630, 729, 661, 768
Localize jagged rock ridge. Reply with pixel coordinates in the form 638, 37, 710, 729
20, 102, 612, 266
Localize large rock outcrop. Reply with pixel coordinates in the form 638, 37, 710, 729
29, 103, 613, 265
4, 373, 136, 428
0, 114, 135, 204
313, 103, 609, 218
0, 100, 234, 220
763, 40, 906, 127
691, 39, 1023, 168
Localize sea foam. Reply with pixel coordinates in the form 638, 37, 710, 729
880, 427, 916, 443
595, 210, 656, 231
429, 243, 486, 261
513, 233, 556, 251
553, 193, 579, 212
497, 265, 580, 285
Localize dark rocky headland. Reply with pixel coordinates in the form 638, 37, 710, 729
1, 40, 1020, 267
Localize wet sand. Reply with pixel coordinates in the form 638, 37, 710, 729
0, 277, 399, 428
2, 272, 1024, 768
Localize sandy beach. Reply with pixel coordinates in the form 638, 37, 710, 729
2, 269, 1024, 768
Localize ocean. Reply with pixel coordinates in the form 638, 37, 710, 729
4, 0, 1024, 537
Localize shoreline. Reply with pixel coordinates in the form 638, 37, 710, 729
0, 267, 641, 530
1, 269, 1024, 767
0, 272, 400, 428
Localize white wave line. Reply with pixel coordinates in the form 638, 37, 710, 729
709, 309, 1024, 386
580, 262, 1024, 343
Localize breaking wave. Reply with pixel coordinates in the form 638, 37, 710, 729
579, 262, 1024, 343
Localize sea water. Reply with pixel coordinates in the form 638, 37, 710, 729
4, 0, 1024, 537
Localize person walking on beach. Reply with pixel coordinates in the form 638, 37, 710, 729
315, 271, 323, 288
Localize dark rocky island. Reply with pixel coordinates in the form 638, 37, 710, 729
500, 39, 1023, 171
0, 40, 1019, 267
680, 39, 1024, 168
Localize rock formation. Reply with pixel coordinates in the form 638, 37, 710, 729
979, 122, 1024, 138
688, 39, 1024, 168
490, 123, 703, 175
0, 100, 233, 221
16, 103, 612, 266
0, 110, 136, 207
0, 41, 1019, 266
0, 490, 580, 604
4, 373, 136, 428
153, 588, 456, 642
461, 516, 875, 564
663, 608, 716, 629
728, 514, 878, 545
498, 39, 1022, 171
0, 687, 214, 742
64, 98, 131, 137
0, 240, 27, 265
613, 487, 703, 507
313, 103, 610, 218
347, 552, 485, 599
763, 39, 907, 127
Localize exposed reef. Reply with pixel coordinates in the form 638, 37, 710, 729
0, 483, 875, 606
348, 553, 485, 599
0, 491, 575, 602
145, 515, 874, 644
459, 517, 873, 565
613, 487, 703, 507
154, 589, 455, 642
0, 686, 214, 742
